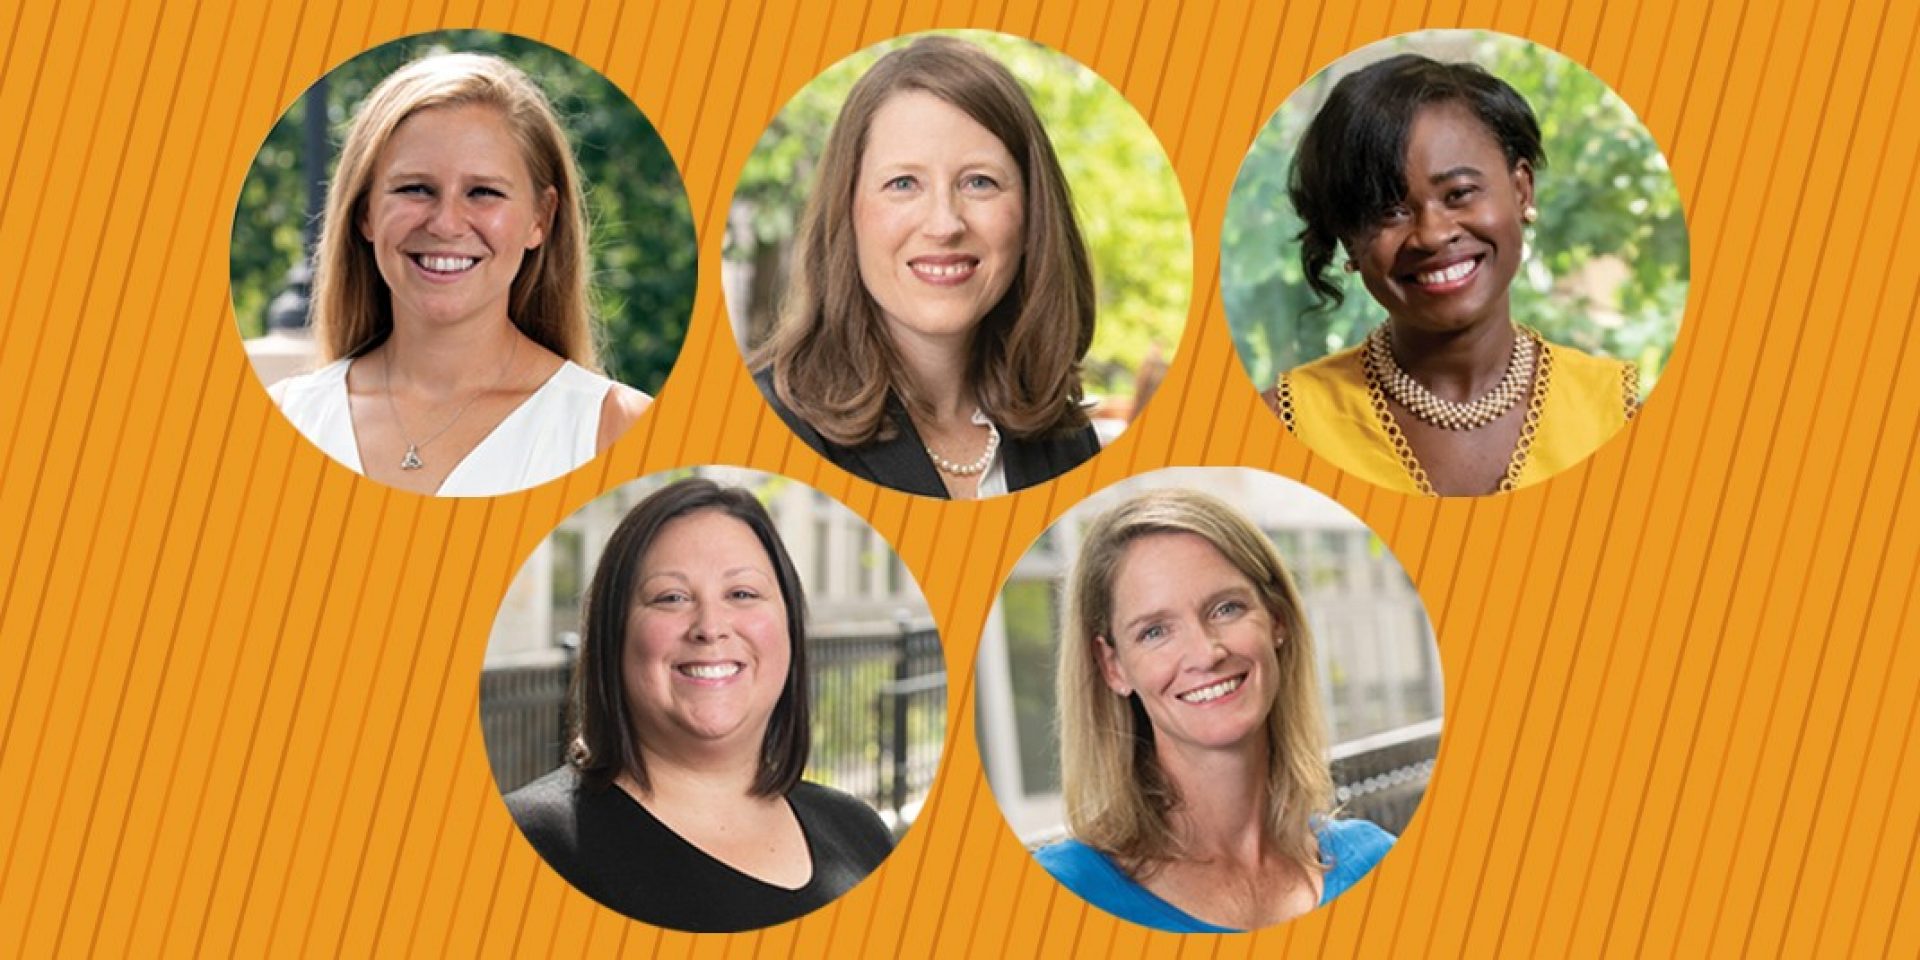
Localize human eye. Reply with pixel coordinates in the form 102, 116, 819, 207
1136, 622, 1169, 645
727, 585, 764, 602
1376, 202, 1411, 225
881, 174, 918, 192
961, 173, 1001, 192
648, 588, 690, 605
469, 184, 507, 199
392, 182, 432, 197
1211, 598, 1249, 619
1446, 184, 1480, 204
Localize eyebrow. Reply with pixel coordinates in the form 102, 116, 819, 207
638, 566, 772, 584
381, 170, 515, 186
1427, 165, 1484, 184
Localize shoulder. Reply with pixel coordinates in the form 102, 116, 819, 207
1032, 840, 1225, 932
751, 366, 827, 443
1285, 343, 1369, 392
791, 781, 894, 853
1033, 838, 1126, 888
1542, 338, 1632, 379
1316, 818, 1395, 898
503, 766, 587, 846
1538, 338, 1640, 421
266, 359, 351, 408
595, 380, 653, 452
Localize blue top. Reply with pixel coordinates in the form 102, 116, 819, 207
1033, 819, 1395, 933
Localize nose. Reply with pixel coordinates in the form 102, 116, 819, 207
426, 195, 467, 238
1181, 622, 1229, 670
920, 189, 966, 240
1411, 202, 1460, 251
690, 602, 729, 643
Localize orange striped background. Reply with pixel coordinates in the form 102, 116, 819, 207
3, 0, 1918, 954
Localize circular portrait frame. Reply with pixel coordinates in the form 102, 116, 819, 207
722, 29, 1193, 500
481, 466, 947, 932
976, 466, 1442, 932
1222, 30, 1689, 497
232, 30, 698, 497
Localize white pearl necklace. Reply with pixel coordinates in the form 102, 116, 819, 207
925, 417, 1001, 477
1365, 325, 1537, 431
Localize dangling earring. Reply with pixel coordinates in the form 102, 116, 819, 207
1522, 205, 1538, 225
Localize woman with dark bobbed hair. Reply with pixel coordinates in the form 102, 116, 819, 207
1267, 54, 1639, 496
754, 36, 1100, 500
1037, 489, 1392, 931
504, 479, 892, 932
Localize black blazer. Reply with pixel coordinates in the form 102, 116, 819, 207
753, 368, 1100, 498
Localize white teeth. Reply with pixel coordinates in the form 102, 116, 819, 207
1178, 675, 1243, 704
1416, 259, 1477, 285
418, 255, 477, 273
912, 261, 975, 278
680, 663, 741, 680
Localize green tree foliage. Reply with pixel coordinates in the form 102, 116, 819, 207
229, 31, 695, 392
1222, 33, 1688, 394
726, 31, 1191, 400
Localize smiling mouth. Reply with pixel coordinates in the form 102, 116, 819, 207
677, 662, 742, 681
1405, 256, 1481, 291
1176, 673, 1246, 704
909, 258, 978, 285
410, 254, 479, 275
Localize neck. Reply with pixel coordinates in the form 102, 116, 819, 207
382, 316, 524, 400
1387, 315, 1517, 399
889, 328, 976, 424
1156, 735, 1273, 867
627, 738, 765, 807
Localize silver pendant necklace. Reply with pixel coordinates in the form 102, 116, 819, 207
385, 332, 520, 470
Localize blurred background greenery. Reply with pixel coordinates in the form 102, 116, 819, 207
1221, 31, 1689, 394
723, 30, 1192, 414
229, 31, 695, 392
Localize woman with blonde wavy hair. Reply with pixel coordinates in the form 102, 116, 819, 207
1037, 488, 1393, 931
270, 51, 649, 497
753, 36, 1100, 500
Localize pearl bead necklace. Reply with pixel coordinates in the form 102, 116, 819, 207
1365, 325, 1538, 431
926, 417, 1001, 477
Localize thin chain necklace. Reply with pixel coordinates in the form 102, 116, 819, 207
384, 332, 520, 471
1365, 324, 1536, 431
925, 414, 1000, 477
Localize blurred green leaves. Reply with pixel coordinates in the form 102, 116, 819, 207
1221, 33, 1688, 394
229, 30, 695, 392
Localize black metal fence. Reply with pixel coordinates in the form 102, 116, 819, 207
480, 657, 574, 794
479, 622, 947, 834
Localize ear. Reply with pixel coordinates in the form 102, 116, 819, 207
529, 185, 558, 250
1095, 636, 1133, 697
1512, 158, 1536, 215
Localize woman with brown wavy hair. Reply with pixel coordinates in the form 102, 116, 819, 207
269, 52, 649, 497
753, 36, 1099, 500
1039, 488, 1393, 931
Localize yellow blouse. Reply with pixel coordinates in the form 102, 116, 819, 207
1271, 339, 1640, 496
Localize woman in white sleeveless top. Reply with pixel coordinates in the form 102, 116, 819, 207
268, 52, 649, 497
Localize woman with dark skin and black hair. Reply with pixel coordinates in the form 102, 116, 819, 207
1265, 54, 1640, 497
504, 479, 892, 932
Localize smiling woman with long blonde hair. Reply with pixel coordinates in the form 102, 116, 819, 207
1038, 489, 1393, 932
268, 52, 649, 497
